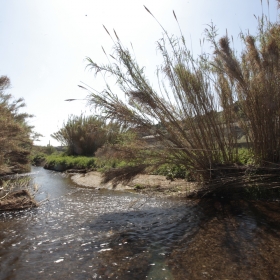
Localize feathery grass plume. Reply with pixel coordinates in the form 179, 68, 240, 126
85, 8, 242, 185
85, 3, 280, 190
213, 21, 280, 165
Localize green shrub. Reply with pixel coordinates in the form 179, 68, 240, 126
237, 148, 255, 165
51, 115, 123, 156
45, 155, 96, 170
30, 153, 46, 166
153, 164, 192, 181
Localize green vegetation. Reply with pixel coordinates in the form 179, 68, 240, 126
154, 164, 193, 181
82, 5, 280, 194
44, 155, 96, 171
51, 114, 123, 156
30, 144, 62, 166
30, 153, 47, 166
0, 76, 37, 175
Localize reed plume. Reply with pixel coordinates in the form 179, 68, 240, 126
84, 4, 280, 190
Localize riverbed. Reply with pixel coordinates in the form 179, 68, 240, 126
1, 167, 280, 279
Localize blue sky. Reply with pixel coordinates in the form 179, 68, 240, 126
0, 0, 278, 146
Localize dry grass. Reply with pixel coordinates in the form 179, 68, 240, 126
0, 176, 38, 211
0, 76, 34, 174
212, 23, 280, 165
83, 4, 280, 193
0, 189, 37, 211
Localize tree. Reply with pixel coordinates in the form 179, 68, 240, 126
0, 76, 34, 174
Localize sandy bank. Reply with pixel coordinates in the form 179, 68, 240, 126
71, 171, 198, 197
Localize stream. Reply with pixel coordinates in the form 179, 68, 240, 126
1, 167, 280, 279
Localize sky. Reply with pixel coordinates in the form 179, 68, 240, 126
0, 0, 278, 146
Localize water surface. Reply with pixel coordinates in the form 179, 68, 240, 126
1, 167, 280, 279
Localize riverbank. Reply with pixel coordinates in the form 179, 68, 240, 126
0, 189, 38, 211
0, 173, 38, 211
70, 171, 198, 197
70, 170, 280, 200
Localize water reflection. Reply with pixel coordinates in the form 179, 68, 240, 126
1, 167, 280, 279
0, 168, 200, 279
31, 166, 77, 201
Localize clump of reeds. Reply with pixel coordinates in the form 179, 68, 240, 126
0, 76, 35, 174
212, 22, 280, 166
51, 114, 123, 156
84, 3, 280, 191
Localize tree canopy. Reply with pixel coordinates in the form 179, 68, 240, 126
0, 76, 34, 174
51, 115, 122, 156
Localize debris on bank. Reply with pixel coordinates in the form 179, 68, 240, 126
0, 190, 38, 211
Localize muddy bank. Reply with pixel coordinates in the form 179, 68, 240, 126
71, 171, 198, 197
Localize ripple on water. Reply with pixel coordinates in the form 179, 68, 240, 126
2, 167, 280, 279
0, 180, 199, 280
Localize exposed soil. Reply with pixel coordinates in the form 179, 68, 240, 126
71, 171, 198, 197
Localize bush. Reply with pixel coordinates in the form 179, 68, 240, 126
51, 115, 123, 156
44, 155, 96, 171
237, 148, 255, 165
153, 164, 188, 180
31, 153, 46, 166
0, 76, 36, 174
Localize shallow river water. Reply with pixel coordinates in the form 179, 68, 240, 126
1, 167, 280, 279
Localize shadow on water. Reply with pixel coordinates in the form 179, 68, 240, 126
165, 198, 280, 280
1, 167, 280, 279
0, 167, 201, 280
83, 201, 202, 280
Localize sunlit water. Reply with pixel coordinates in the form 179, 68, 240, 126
1, 167, 280, 279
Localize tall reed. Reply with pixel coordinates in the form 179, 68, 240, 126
212, 22, 280, 165
51, 114, 123, 156
84, 3, 280, 188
